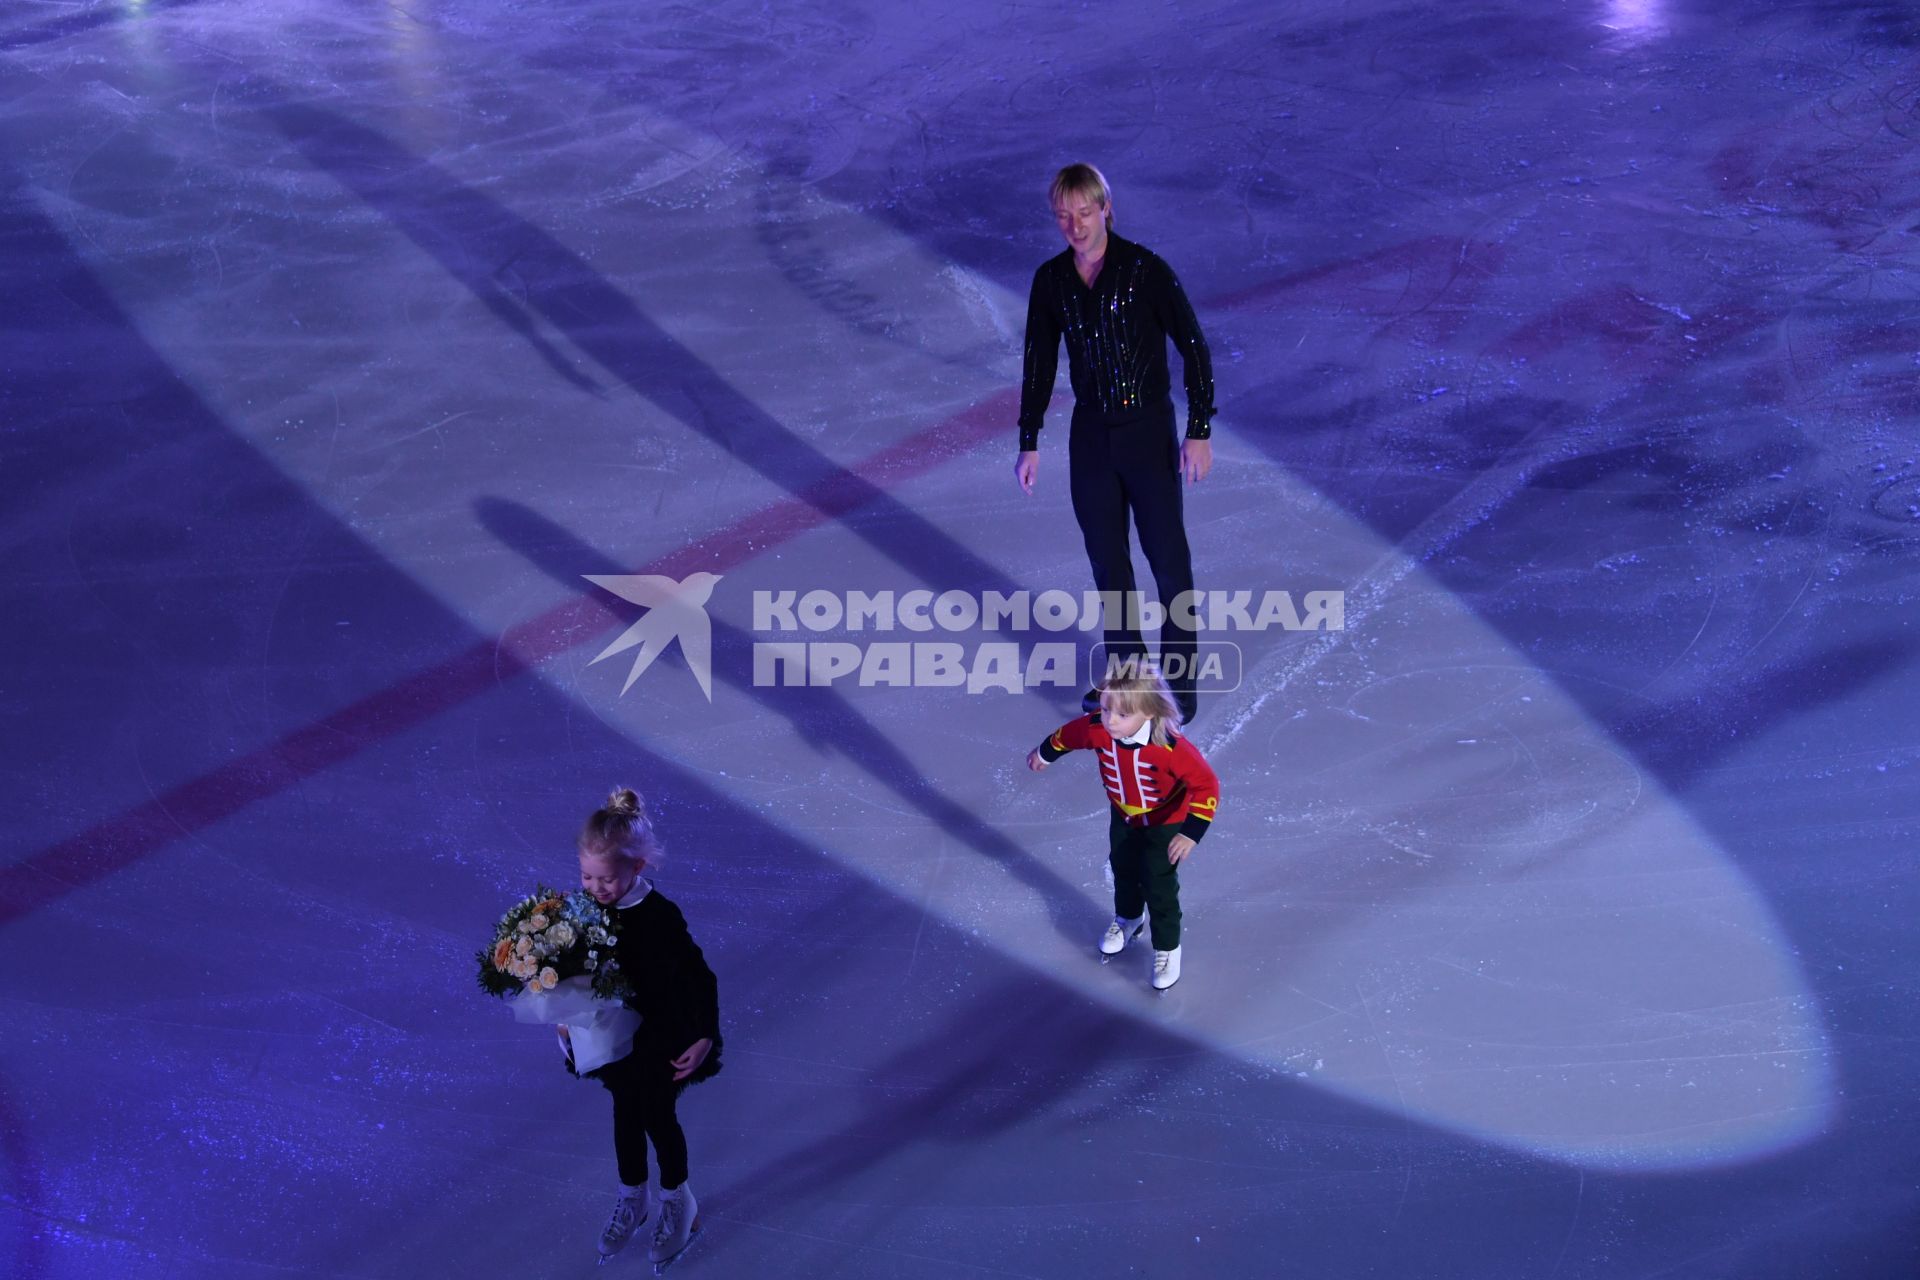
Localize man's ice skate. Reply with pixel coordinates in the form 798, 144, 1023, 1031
649, 1183, 700, 1272
1152, 944, 1182, 991
598, 1186, 651, 1265
1099, 914, 1145, 958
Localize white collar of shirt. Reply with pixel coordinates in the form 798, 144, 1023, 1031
614, 877, 653, 909
1118, 718, 1154, 746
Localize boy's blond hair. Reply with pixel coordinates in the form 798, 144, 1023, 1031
1048, 163, 1114, 231
1098, 663, 1181, 748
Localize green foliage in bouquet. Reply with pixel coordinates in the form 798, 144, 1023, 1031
476, 884, 632, 1001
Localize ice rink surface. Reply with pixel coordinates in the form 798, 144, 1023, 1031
4, 0, 1919, 1275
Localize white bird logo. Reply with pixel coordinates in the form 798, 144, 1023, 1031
584, 572, 723, 700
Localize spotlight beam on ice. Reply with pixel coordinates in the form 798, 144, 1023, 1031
9, 62, 1831, 1173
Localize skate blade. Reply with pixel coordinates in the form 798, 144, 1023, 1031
651, 1220, 702, 1274
599, 1219, 650, 1265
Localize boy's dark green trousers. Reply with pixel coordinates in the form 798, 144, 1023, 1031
1109, 810, 1182, 949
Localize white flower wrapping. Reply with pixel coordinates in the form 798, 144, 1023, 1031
511, 975, 642, 1074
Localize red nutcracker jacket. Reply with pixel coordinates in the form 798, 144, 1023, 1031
1038, 714, 1221, 841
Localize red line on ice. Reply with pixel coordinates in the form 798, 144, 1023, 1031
0, 392, 1013, 924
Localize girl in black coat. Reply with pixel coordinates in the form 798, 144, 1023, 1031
574, 788, 720, 1267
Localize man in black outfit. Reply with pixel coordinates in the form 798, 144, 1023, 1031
1014, 162, 1215, 723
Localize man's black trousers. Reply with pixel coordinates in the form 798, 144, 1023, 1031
1068, 400, 1198, 715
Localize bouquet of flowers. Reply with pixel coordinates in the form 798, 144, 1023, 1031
477, 886, 640, 1074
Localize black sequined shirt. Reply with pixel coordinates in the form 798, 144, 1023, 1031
1017, 233, 1215, 451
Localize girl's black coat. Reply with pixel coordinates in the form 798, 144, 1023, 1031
605, 889, 722, 1084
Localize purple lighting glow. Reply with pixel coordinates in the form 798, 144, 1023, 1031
4, 0, 1917, 1277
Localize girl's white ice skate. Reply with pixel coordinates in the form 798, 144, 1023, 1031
598, 1185, 651, 1265
649, 1183, 701, 1273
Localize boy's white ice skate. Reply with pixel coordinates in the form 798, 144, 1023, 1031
1099, 915, 1146, 956
598, 1184, 651, 1264
649, 1183, 701, 1272
1151, 944, 1182, 991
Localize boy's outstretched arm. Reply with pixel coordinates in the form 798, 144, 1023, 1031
1028, 714, 1097, 772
